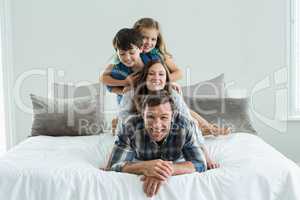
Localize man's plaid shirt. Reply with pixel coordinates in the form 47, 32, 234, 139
108, 113, 206, 172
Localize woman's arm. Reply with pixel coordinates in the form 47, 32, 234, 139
164, 56, 183, 81
99, 64, 129, 86
118, 91, 134, 121
171, 90, 192, 118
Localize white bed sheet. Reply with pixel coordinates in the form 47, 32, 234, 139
0, 133, 299, 200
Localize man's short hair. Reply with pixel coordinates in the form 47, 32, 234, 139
113, 28, 143, 51
141, 91, 175, 113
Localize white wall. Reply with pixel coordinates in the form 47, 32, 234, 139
0, 25, 6, 155
5, 0, 300, 162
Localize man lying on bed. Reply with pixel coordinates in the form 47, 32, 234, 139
107, 91, 207, 197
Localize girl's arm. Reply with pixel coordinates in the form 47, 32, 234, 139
164, 56, 183, 82
99, 64, 129, 86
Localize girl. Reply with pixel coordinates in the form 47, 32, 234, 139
133, 18, 183, 82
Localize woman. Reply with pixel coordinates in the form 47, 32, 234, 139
119, 60, 229, 136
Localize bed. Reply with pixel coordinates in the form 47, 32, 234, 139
0, 132, 300, 200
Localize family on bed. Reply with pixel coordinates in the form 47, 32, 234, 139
99, 18, 230, 197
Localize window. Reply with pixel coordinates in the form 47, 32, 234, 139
290, 0, 300, 117
0, 0, 15, 152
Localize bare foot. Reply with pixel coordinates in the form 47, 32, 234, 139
210, 125, 231, 136
207, 159, 220, 169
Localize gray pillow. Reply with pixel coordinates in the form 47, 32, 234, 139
183, 96, 256, 134
30, 94, 105, 136
182, 74, 225, 98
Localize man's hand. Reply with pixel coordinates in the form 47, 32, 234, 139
143, 159, 174, 181
140, 176, 164, 197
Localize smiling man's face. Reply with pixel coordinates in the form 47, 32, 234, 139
143, 102, 173, 142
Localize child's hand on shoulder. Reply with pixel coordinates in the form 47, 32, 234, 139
122, 86, 132, 93
125, 73, 140, 86
171, 82, 182, 95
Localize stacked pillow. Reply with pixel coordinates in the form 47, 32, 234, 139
182, 74, 256, 134
30, 83, 107, 136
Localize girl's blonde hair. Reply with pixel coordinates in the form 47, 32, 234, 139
133, 18, 172, 60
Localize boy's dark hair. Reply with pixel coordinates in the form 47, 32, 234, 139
113, 28, 143, 51
141, 90, 175, 113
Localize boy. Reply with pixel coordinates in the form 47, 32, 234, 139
100, 28, 160, 132
100, 28, 160, 104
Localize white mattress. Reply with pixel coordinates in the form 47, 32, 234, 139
0, 133, 300, 200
